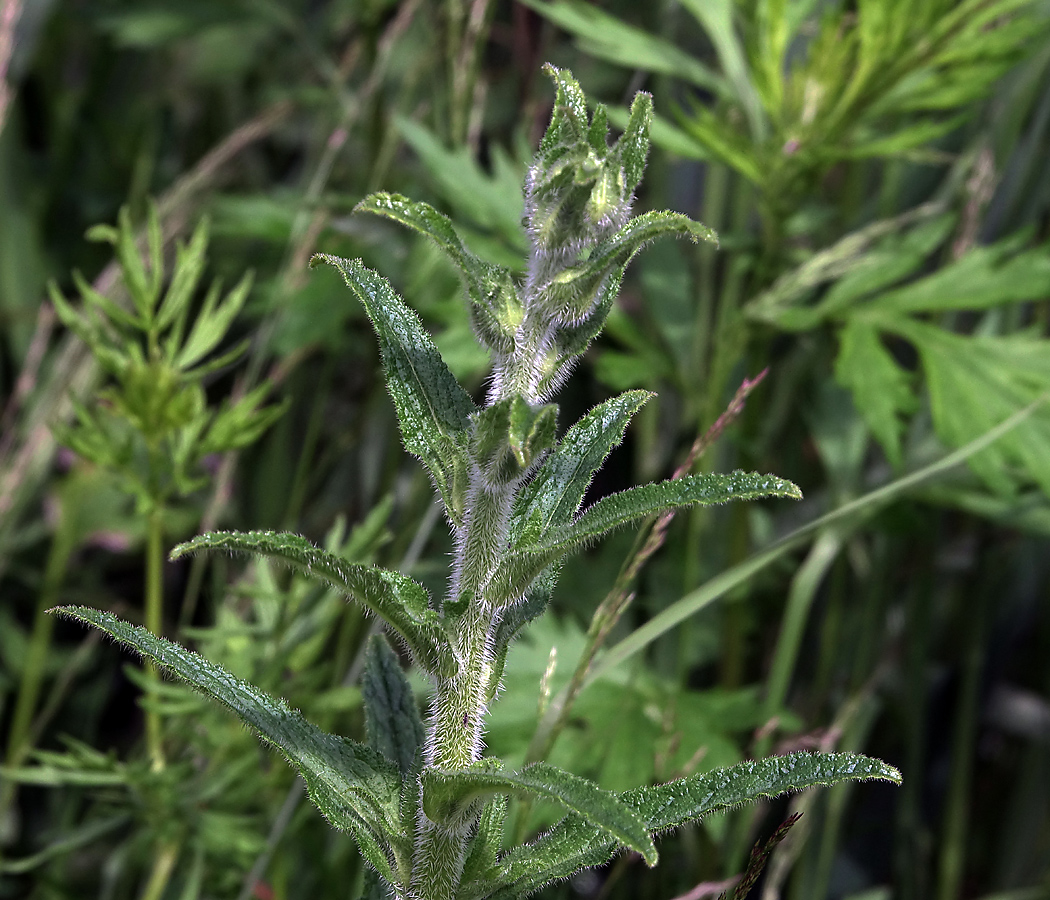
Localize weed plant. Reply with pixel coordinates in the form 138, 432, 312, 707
54, 67, 899, 900
1, 2, 1049, 899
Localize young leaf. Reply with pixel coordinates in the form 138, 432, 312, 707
538, 210, 716, 327
511, 391, 652, 544
489, 472, 801, 606
175, 271, 253, 369
171, 530, 457, 678
311, 254, 476, 525
53, 606, 406, 884
421, 761, 658, 866
362, 633, 425, 776
484, 752, 899, 899
460, 794, 509, 886
354, 193, 523, 355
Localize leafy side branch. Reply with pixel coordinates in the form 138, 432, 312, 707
54, 66, 899, 900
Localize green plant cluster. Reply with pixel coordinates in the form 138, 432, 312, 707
56, 67, 899, 900
1, 2, 1049, 900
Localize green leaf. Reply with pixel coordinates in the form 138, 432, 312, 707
896, 322, 1050, 496
521, 0, 727, 96
171, 530, 457, 678
536, 471, 801, 554
200, 383, 286, 454
54, 606, 405, 884
394, 118, 528, 258
744, 206, 951, 327
511, 391, 652, 544
362, 633, 425, 776
677, 0, 765, 140
614, 90, 653, 197
486, 571, 557, 699
508, 397, 558, 469
421, 761, 658, 866
156, 216, 209, 331
311, 255, 476, 525
491, 471, 801, 606
484, 752, 899, 899
834, 320, 917, 467
354, 193, 523, 355
460, 794, 508, 886
864, 239, 1050, 316
175, 271, 253, 369
541, 210, 717, 327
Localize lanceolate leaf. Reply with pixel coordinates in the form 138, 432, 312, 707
362, 633, 426, 775
421, 761, 658, 866
354, 194, 522, 354
478, 752, 899, 900
489, 472, 801, 606
354, 193, 509, 299
460, 794, 509, 886
311, 254, 476, 525
54, 606, 405, 885
511, 391, 652, 544
171, 530, 456, 678
542, 471, 801, 553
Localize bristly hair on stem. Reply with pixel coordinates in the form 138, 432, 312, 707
53, 65, 900, 900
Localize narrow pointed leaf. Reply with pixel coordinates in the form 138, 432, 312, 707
512, 391, 652, 545
460, 794, 509, 885
312, 255, 475, 524
541, 471, 801, 554
176, 272, 253, 369
157, 219, 209, 330
421, 761, 657, 866
491, 472, 800, 605
834, 320, 917, 467
484, 752, 899, 899
54, 606, 404, 884
614, 91, 653, 195
171, 530, 456, 678
355, 193, 511, 301
486, 569, 556, 699
362, 633, 425, 775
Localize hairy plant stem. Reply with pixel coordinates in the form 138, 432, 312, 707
415, 476, 514, 899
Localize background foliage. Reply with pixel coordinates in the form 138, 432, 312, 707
1, 1, 1048, 899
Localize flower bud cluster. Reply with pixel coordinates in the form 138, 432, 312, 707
490, 65, 653, 403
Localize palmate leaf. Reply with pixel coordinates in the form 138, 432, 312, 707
362, 633, 426, 776
311, 254, 476, 525
54, 606, 406, 885
488, 471, 801, 606
473, 752, 900, 900
834, 320, 918, 467
894, 321, 1050, 496
421, 761, 657, 866
171, 530, 457, 678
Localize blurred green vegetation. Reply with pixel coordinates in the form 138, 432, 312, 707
0, 1, 1048, 899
